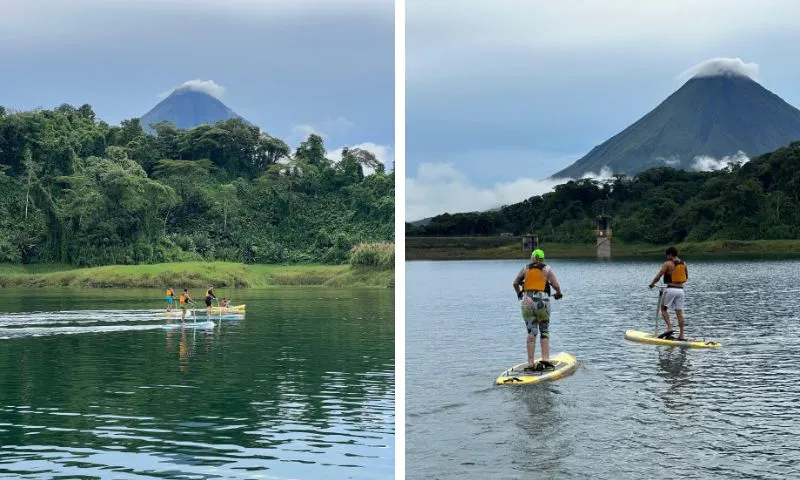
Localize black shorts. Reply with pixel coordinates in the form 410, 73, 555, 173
205, 296, 213, 307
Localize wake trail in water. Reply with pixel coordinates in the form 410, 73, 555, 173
0, 309, 215, 339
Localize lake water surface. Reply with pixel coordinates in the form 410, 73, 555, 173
0, 288, 394, 479
406, 258, 800, 480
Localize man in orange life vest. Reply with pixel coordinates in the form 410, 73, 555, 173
649, 246, 689, 341
512, 249, 563, 372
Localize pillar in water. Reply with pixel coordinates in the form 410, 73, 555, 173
595, 215, 612, 259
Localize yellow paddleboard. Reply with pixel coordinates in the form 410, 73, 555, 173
208, 304, 246, 314
624, 329, 721, 348
495, 352, 578, 385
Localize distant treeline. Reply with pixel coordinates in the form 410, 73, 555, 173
407, 141, 800, 244
0, 104, 394, 266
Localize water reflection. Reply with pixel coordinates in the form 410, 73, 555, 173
408, 258, 800, 480
0, 289, 394, 479
164, 322, 218, 373
508, 386, 570, 473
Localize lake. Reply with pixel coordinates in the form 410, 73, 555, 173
406, 258, 800, 480
0, 288, 394, 479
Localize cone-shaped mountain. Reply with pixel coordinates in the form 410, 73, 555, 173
553, 73, 800, 178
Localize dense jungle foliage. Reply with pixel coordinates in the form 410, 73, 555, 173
407, 141, 800, 244
0, 104, 394, 266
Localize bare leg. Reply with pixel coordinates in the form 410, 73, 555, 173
541, 337, 550, 362
527, 335, 536, 367
675, 310, 685, 339
661, 307, 673, 331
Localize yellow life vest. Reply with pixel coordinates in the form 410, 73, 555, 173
666, 259, 687, 284
179, 293, 188, 304
523, 263, 548, 292
166, 289, 174, 296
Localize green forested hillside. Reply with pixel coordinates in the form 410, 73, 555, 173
0, 104, 394, 267
408, 141, 800, 245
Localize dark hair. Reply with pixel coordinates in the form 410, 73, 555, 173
665, 246, 678, 257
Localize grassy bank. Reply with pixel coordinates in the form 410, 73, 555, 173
0, 262, 394, 289
406, 236, 800, 260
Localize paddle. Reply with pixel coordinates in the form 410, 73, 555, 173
650, 285, 665, 337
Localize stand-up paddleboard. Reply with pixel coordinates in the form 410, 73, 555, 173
624, 329, 721, 348
208, 304, 245, 314
625, 284, 721, 348
162, 320, 215, 329
157, 311, 243, 320
495, 352, 578, 385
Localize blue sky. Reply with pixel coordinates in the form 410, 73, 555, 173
0, 0, 394, 168
406, 0, 800, 221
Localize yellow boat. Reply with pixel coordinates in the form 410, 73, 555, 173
624, 329, 721, 348
208, 304, 245, 314
495, 352, 579, 385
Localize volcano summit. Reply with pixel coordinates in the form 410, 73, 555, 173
553, 59, 800, 179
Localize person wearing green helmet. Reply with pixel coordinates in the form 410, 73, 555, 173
512, 248, 563, 372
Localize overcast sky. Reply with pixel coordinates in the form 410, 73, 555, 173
0, 0, 394, 168
406, 0, 800, 221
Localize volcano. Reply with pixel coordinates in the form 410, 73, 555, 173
140, 85, 250, 133
553, 69, 800, 178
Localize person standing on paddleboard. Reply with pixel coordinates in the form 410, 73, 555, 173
649, 246, 688, 341
205, 286, 217, 316
179, 288, 193, 322
512, 249, 563, 372
166, 287, 175, 312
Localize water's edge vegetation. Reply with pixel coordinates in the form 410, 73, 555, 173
0, 262, 392, 289
407, 142, 800, 249
0, 243, 394, 288
406, 236, 800, 260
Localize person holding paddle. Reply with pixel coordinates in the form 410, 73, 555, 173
649, 246, 688, 341
204, 286, 217, 315
179, 288, 194, 322
166, 287, 175, 312
512, 249, 563, 372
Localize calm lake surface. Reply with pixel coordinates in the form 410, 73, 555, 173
406, 258, 800, 480
0, 288, 394, 479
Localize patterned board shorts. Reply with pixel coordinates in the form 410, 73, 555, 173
520, 293, 551, 338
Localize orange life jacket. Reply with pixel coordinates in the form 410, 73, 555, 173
665, 259, 687, 285
523, 263, 548, 292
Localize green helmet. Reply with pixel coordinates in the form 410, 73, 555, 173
531, 249, 545, 260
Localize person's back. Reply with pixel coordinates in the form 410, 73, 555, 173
649, 246, 688, 340
512, 249, 563, 371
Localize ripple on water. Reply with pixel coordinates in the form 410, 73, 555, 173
407, 259, 800, 480
0, 290, 394, 479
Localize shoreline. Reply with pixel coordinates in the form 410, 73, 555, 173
406, 237, 800, 260
0, 262, 394, 289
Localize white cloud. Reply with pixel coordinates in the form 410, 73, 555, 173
290, 117, 354, 143
657, 156, 682, 167
406, 162, 611, 221
691, 151, 750, 171
177, 79, 226, 98
677, 58, 758, 82
156, 79, 226, 99
580, 167, 615, 181
328, 142, 394, 175
291, 124, 322, 139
